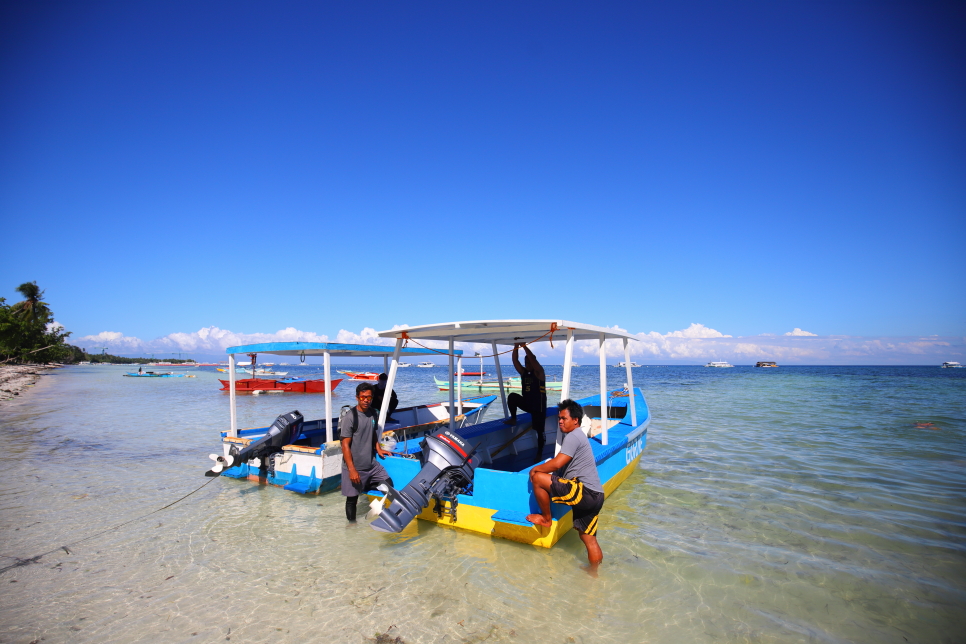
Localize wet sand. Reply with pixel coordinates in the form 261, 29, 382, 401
0, 364, 63, 404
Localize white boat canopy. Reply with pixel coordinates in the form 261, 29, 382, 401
223, 341, 463, 442
376, 320, 640, 448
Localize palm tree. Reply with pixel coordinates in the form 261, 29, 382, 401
13, 281, 48, 323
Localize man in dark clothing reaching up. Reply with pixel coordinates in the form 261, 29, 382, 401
372, 373, 399, 423
503, 343, 547, 457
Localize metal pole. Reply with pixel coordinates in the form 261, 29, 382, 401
377, 339, 403, 431
448, 338, 456, 431
457, 354, 463, 416
493, 342, 509, 418
557, 329, 575, 455
383, 355, 388, 374
599, 333, 608, 446
623, 338, 637, 426
229, 352, 237, 438
561, 329, 574, 402
324, 350, 333, 443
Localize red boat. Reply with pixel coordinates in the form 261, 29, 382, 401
218, 378, 343, 393
340, 371, 380, 381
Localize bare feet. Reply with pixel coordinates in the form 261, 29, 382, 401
526, 513, 551, 527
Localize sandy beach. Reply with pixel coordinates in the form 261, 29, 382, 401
0, 364, 61, 404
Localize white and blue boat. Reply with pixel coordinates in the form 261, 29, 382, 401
366, 319, 650, 549
206, 342, 497, 493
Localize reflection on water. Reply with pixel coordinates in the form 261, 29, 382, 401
1, 364, 964, 643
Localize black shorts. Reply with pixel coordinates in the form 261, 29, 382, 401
550, 473, 604, 536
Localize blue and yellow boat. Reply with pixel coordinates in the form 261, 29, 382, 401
370, 319, 649, 548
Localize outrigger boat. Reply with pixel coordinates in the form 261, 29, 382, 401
124, 371, 188, 377
363, 320, 650, 549
206, 342, 496, 493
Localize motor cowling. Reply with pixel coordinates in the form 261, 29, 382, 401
206, 410, 303, 476
368, 430, 480, 533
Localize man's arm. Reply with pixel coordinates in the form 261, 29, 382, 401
523, 345, 545, 380
530, 451, 572, 475
341, 437, 361, 484
511, 344, 525, 376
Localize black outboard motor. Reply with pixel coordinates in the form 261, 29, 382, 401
206, 410, 303, 476
368, 430, 480, 533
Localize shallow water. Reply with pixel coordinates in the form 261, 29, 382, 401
0, 364, 964, 643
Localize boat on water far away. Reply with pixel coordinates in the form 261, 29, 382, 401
417, 362, 435, 367
755, 361, 779, 368
615, 361, 641, 368
706, 360, 734, 368
942, 361, 963, 368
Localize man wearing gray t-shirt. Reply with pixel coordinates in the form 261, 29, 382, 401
527, 399, 604, 567
341, 383, 393, 522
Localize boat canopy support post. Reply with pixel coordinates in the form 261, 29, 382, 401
457, 354, 463, 416
599, 333, 608, 446
323, 350, 333, 443
448, 338, 456, 431
556, 329, 575, 455
377, 338, 403, 431
493, 342, 509, 418
623, 338, 637, 426
383, 355, 389, 374
229, 352, 238, 438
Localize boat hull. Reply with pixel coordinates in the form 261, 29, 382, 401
218, 378, 343, 393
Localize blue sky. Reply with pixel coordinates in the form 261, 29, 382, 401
1, 2, 964, 363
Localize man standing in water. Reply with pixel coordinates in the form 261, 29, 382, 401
503, 343, 547, 457
527, 399, 604, 568
340, 383, 393, 522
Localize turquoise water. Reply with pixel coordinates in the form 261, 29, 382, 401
0, 364, 963, 643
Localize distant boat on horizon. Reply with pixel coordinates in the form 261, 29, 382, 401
706, 360, 734, 368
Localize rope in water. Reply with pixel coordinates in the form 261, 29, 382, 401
0, 476, 219, 575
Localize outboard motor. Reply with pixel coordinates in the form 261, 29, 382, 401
368, 430, 480, 533
206, 410, 303, 476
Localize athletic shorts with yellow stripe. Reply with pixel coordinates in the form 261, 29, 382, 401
549, 473, 604, 536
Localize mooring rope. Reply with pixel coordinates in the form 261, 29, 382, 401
0, 476, 219, 575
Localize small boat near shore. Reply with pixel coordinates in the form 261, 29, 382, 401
124, 371, 189, 377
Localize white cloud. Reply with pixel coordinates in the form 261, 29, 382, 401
666, 323, 732, 339
785, 328, 817, 336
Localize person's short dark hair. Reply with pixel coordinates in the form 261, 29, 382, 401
356, 382, 375, 397
558, 399, 583, 424
378, 373, 388, 381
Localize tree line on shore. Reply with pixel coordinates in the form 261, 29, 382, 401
1, 281, 198, 365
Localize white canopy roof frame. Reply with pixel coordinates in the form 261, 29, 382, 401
376, 320, 640, 449
223, 341, 463, 443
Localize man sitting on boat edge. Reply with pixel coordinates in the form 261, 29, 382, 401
527, 399, 605, 567
341, 383, 393, 522
503, 343, 548, 459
